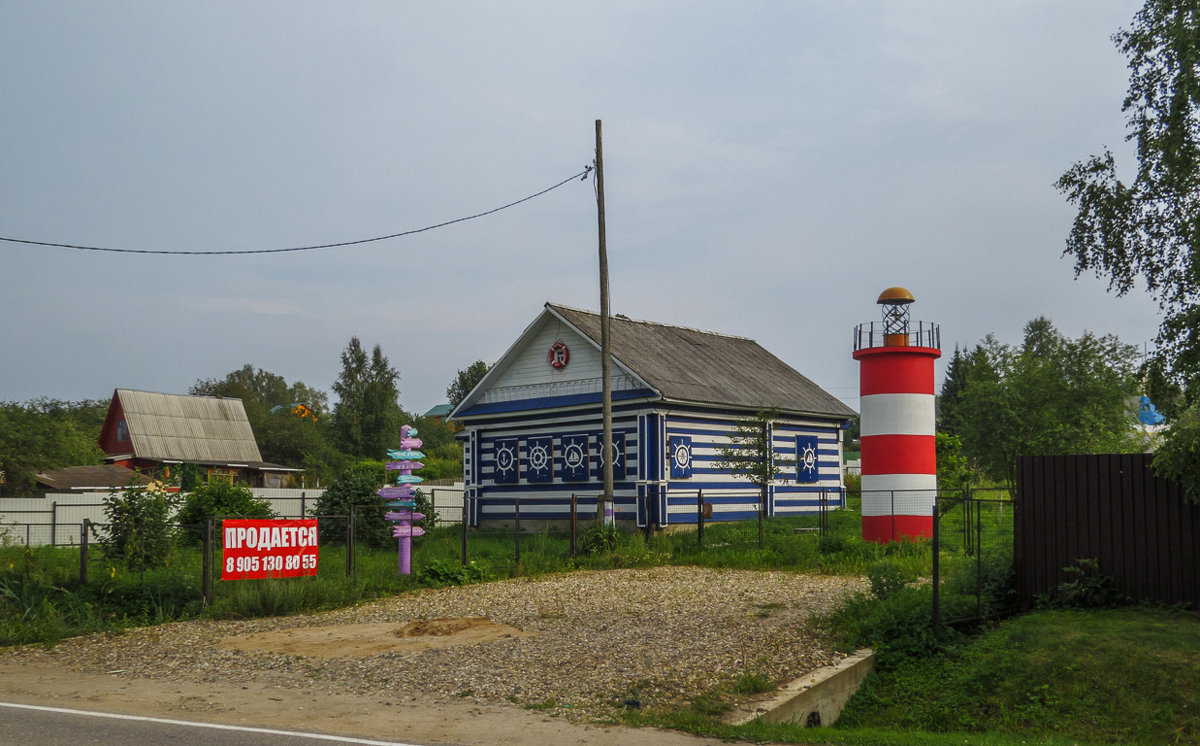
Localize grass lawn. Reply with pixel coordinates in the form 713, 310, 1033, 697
645, 605, 1199, 745
836, 606, 1200, 745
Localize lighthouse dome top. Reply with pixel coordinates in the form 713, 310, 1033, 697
877, 286, 915, 305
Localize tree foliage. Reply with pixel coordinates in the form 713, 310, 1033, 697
330, 339, 404, 459
446, 360, 491, 409
954, 318, 1141, 491
935, 432, 977, 494
0, 399, 106, 496
311, 462, 392, 548
95, 484, 179, 579
190, 364, 334, 479
714, 408, 794, 495
1057, 1, 1200, 499
938, 345, 995, 437
176, 481, 276, 544
190, 364, 328, 418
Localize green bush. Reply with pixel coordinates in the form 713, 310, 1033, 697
867, 560, 915, 600
93, 485, 179, 579
843, 471, 862, 493
415, 559, 490, 587
176, 482, 276, 544
1042, 558, 1127, 609
578, 524, 622, 555
830, 585, 976, 667
944, 549, 1018, 617
312, 462, 391, 548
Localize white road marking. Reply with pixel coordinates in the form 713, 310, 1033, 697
0, 701, 420, 745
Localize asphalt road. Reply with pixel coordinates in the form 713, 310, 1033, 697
0, 702, 439, 746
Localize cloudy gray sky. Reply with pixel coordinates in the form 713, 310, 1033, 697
1, 1, 1162, 415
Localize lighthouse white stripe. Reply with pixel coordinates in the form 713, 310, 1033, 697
861, 473, 938, 516
859, 393, 935, 437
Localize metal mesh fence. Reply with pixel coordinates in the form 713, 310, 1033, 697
932, 488, 1015, 632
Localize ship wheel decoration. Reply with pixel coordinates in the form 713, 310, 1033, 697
529, 442, 550, 471
673, 440, 691, 470
495, 442, 517, 477
799, 442, 818, 476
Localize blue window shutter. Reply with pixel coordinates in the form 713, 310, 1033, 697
493, 438, 519, 483
670, 436, 693, 479
562, 434, 589, 481
526, 436, 554, 483
796, 435, 820, 483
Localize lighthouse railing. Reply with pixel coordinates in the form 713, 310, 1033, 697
853, 320, 940, 352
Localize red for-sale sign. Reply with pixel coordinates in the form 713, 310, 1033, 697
221, 518, 319, 580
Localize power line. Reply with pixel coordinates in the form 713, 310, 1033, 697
0, 166, 593, 256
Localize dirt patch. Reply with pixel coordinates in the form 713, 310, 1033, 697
217, 616, 531, 659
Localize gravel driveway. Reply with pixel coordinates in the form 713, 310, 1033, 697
3, 567, 865, 718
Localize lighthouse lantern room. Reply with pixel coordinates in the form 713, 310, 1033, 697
852, 288, 941, 543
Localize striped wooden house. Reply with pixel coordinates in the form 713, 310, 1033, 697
449, 304, 856, 528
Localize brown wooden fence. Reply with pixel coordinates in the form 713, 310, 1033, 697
1015, 453, 1199, 609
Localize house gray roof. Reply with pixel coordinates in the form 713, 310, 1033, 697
548, 304, 856, 419
114, 389, 266, 464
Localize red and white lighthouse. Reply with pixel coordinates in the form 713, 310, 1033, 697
852, 287, 941, 543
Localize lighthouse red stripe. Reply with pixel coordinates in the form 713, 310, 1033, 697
862, 514, 933, 543
860, 434, 937, 475
858, 354, 937, 395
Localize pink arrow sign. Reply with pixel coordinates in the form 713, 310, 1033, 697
385, 511, 425, 521
385, 461, 424, 471
392, 525, 426, 538
377, 486, 415, 499
400, 437, 423, 449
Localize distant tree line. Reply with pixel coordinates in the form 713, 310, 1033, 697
938, 316, 1142, 493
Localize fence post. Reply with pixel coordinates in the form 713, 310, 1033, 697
203, 519, 214, 607
80, 519, 90, 585
891, 490, 896, 543
514, 498, 521, 567
50, 501, 58, 547
697, 490, 704, 548
346, 507, 355, 579
932, 499, 940, 641
301, 491, 306, 518
758, 486, 765, 549
570, 495, 578, 558
461, 493, 469, 566
975, 491, 983, 620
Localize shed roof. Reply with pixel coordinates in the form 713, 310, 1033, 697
107, 389, 266, 464
35, 464, 154, 491
423, 403, 454, 418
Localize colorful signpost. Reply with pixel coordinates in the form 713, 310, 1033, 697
381, 425, 425, 575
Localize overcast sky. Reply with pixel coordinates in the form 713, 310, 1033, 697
1, 1, 1162, 415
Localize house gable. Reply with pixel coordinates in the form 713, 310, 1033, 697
452, 305, 656, 417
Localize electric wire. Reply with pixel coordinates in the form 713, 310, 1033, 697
0, 166, 593, 256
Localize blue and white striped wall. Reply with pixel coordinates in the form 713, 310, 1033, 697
659, 412, 845, 525
460, 405, 845, 528
461, 406, 646, 525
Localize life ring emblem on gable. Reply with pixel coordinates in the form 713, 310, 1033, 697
548, 341, 569, 370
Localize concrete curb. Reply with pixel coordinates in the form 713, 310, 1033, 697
725, 648, 875, 728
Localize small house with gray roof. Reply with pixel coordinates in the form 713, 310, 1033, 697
449, 303, 856, 528
98, 389, 302, 488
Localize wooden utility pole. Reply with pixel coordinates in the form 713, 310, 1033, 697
596, 120, 614, 518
